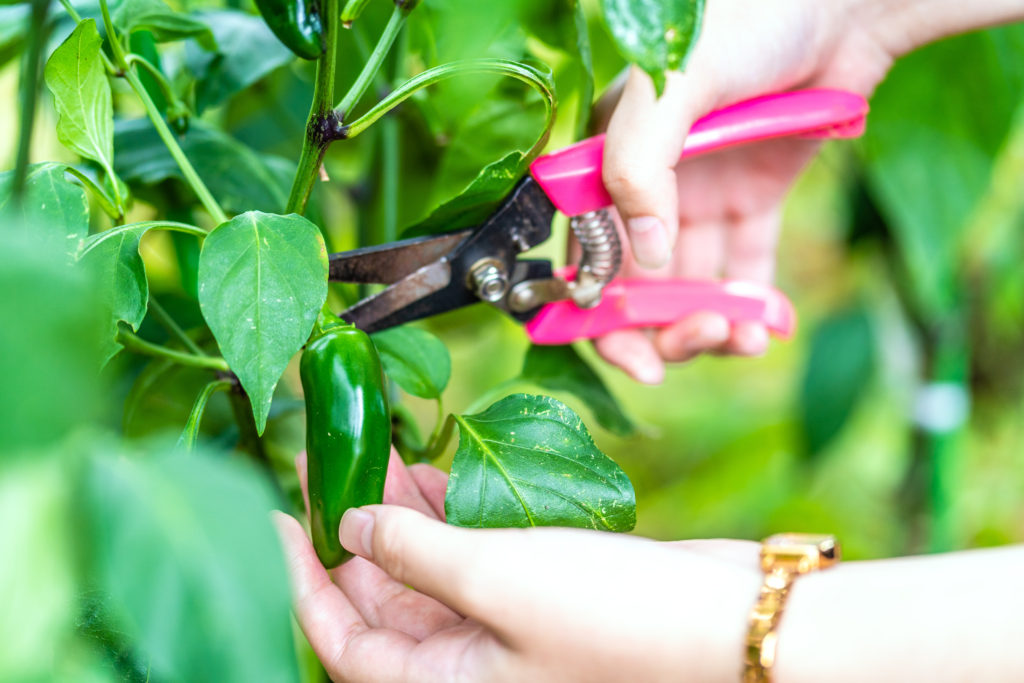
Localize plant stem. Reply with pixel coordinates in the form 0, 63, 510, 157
335, 7, 406, 117
122, 67, 227, 223
12, 0, 50, 200
117, 328, 230, 371
97, 0, 227, 224
423, 414, 455, 462
149, 297, 207, 357
344, 59, 556, 142
125, 54, 184, 114
285, 0, 341, 215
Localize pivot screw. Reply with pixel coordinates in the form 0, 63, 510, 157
468, 259, 509, 302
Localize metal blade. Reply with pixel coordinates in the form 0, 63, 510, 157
328, 230, 471, 284
339, 259, 455, 331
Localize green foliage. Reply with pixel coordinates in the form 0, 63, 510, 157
446, 394, 636, 531
0, 234, 100, 454
185, 9, 295, 113
44, 20, 120, 194
78, 221, 205, 362
0, 162, 89, 253
520, 343, 635, 437
862, 25, 1024, 319
372, 325, 451, 399
797, 305, 875, 459
113, 0, 217, 50
81, 448, 298, 682
599, 0, 704, 94
198, 211, 328, 433
115, 119, 295, 215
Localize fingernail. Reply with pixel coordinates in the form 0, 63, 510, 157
695, 316, 730, 349
627, 217, 670, 269
738, 325, 769, 356
634, 360, 665, 385
339, 508, 374, 558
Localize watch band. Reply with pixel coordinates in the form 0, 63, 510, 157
743, 533, 840, 683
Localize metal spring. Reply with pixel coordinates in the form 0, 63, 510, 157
571, 208, 622, 285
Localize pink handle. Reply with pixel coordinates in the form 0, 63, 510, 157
529, 88, 868, 216
525, 278, 795, 346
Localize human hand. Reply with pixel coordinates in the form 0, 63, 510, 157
274, 452, 762, 682
593, 0, 899, 383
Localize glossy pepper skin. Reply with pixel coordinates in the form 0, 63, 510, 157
253, 0, 324, 60
301, 326, 391, 567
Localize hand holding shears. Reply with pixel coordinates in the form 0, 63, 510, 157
327, 89, 868, 356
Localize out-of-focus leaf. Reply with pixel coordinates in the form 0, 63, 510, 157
862, 26, 1024, 319
0, 5, 29, 69
572, 0, 594, 138
0, 461, 74, 679
372, 326, 451, 399
0, 233, 101, 455
446, 394, 635, 530
76, 591, 151, 682
185, 9, 294, 113
0, 162, 89, 254
77, 221, 206, 363
43, 19, 118, 181
599, 0, 704, 95
113, 0, 216, 50
81, 449, 298, 682
798, 305, 875, 459
198, 211, 328, 434
114, 119, 293, 214
520, 344, 635, 437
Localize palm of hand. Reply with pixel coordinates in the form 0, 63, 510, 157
276, 451, 761, 683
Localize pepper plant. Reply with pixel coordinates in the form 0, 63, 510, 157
0, 0, 703, 679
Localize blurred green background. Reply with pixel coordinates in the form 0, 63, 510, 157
4, 1, 1024, 679
4, 2, 1023, 567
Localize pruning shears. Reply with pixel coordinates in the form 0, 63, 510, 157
328, 89, 869, 343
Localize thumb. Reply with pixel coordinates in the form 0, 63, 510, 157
602, 67, 709, 269
339, 504, 507, 623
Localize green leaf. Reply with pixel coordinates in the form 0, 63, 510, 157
0, 461, 74, 679
113, 0, 216, 50
520, 344, 635, 437
0, 5, 29, 70
81, 448, 299, 682
77, 221, 206, 363
178, 379, 233, 451
185, 9, 294, 113
0, 162, 89, 254
600, 0, 704, 95
43, 20, 118, 181
405, 150, 525, 237
446, 394, 636, 530
0, 232, 102, 455
572, 0, 595, 138
862, 26, 1024, 319
798, 305, 875, 459
198, 211, 328, 434
371, 326, 451, 399
114, 119, 292, 214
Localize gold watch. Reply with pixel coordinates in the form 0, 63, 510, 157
743, 533, 840, 683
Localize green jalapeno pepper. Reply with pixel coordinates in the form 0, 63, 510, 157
301, 324, 391, 568
254, 0, 324, 61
